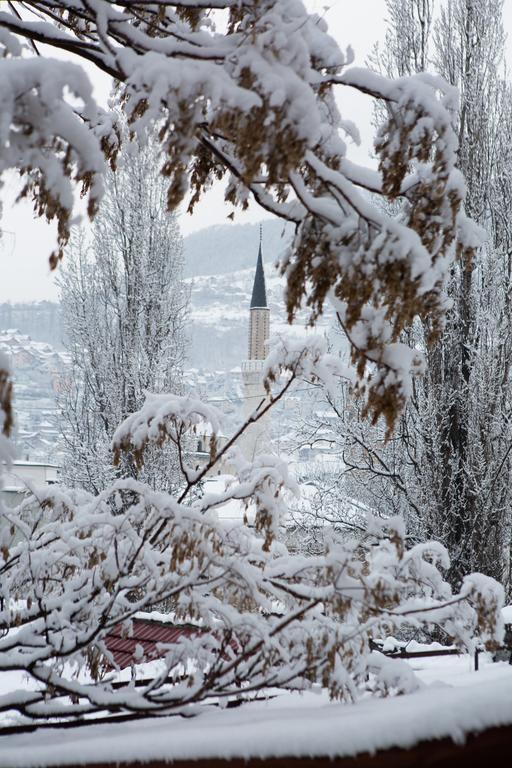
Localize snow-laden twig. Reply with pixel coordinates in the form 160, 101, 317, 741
0, 339, 505, 726
0, 0, 474, 424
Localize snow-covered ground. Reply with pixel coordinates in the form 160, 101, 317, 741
1, 653, 512, 766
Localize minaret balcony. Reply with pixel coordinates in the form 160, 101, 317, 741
241, 359, 264, 373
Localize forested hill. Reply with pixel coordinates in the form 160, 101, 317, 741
183, 219, 293, 277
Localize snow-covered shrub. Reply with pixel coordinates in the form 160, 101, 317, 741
0, 340, 504, 723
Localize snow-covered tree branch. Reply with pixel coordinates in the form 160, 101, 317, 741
0, 0, 506, 733
0, 0, 475, 423
343, 0, 512, 592
0, 343, 504, 723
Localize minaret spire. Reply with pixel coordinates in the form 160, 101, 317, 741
250, 226, 267, 309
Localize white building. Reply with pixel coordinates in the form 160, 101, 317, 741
1, 460, 59, 508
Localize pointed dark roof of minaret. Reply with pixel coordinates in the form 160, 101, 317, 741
250, 230, 268, 309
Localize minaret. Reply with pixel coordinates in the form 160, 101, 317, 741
240, 227, 271, 460
248, 234, 270, 359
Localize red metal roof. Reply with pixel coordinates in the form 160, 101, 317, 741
104, 619, 201, 669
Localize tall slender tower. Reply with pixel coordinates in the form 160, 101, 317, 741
240, 228, 270, 460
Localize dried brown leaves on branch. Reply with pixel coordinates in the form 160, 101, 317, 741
0, 362, 12, 438
0, 1, 476, 424
0, 372, 503, 723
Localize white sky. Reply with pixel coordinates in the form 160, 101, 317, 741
1, 0, 512, 302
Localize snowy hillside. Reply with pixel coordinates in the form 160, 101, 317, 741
187, 262, 336, 368
183, 219, 293, 277
0, 218, 339, 372
0, 221, 303, 371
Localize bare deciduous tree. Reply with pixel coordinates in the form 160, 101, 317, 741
58, 138, 189, 493
317, 0, 512, 591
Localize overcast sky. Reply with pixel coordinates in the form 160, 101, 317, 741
1, 1, 512, 302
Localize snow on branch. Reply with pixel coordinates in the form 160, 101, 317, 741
0, 469, 504, 725
0, 361, 505, 726
0, 0, 473, 424
112, 337, 345, 497
112, 393, 223, 470
263, 333, 354, 400
0, 54, 119, 266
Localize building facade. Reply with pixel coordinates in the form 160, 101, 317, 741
1, 460, 59, 509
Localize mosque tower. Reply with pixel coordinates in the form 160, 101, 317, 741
240, 228, 271, 461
